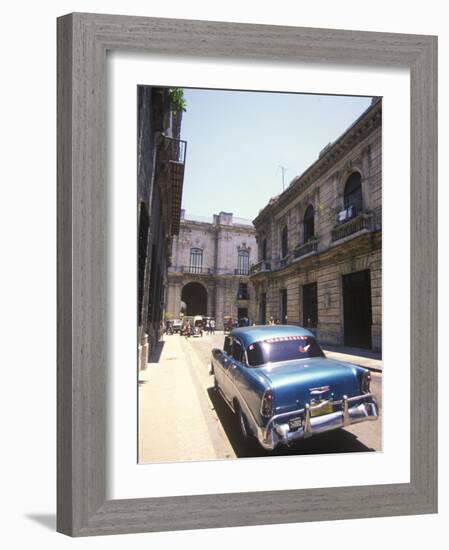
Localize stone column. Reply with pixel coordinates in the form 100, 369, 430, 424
215, 281, 225, 329
173, 282, 183, 318
207, 282, 215, 318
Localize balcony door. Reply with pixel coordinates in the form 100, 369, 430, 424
189, 248, 203, 274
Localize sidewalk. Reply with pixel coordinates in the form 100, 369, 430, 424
322, 345, 382, 372
138, 335, 219, 463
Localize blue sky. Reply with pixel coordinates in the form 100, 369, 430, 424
180, 88, 373, 222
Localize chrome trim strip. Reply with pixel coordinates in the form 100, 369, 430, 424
216, 385, 235, 413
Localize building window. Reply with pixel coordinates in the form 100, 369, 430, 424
303, 205, 315, 243
238, 283, 249, 300
302, 283, 318, 328
237, 250, 249, 275
343, 172, 363, 216
189, 248, 203, 273
260, 292, 267, 325
261, 238, 267, 261
280, 288, 288, 324
281, 226, 288, 258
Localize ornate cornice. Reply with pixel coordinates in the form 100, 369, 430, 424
181, 219, 255, 235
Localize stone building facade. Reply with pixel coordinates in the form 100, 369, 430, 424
166, 211, 257, 328
250, 99, 382, 351
138, 86, 187, 368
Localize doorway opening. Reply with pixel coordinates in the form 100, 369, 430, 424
342, 270, 372, 348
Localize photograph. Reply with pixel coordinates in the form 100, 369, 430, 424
137, 86, 382, 464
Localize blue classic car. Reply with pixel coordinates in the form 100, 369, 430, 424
210, 325, 378, 450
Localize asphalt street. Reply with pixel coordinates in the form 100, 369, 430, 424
138, 331, 382, 463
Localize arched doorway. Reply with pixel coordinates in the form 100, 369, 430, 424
181, 282, 208, 316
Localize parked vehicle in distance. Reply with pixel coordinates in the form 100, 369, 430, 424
209, 325, 378, 450
192, 315, 204, 337
172, 319, 182, 333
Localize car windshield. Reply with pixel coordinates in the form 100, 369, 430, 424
246, 335, 325, 367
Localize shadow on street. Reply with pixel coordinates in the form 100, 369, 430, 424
149, 340, 165, 363
207, 387, 375, 458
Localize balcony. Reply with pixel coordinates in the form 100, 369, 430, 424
249, 260, 271, 275
234, 268, 250, 276
180, 266, 213, 275
161, 136, 187, 235
294, 237, 319, 259
331, 212, 373, 242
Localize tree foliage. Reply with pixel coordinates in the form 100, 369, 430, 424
169, 88, 187, 113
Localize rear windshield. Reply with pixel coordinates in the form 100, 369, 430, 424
246, 335, 324, 367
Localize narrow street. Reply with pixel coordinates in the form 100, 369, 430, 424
139, 332, 382, 464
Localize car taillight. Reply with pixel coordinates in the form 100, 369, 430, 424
260, 389, 273, 417
361, 370, 371, 393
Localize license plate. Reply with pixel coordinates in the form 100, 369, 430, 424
310, 400, 333, 417
288, 417, 302, 429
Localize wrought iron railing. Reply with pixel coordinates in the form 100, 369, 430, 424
294, 237, 319, 259
162, 135, 187, 164
181, 266, 212, 275
331, 212, 373, 242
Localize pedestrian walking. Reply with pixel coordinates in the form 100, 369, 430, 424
210, 318, 215, 334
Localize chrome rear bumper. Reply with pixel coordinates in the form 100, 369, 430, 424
258, 394, 379, 450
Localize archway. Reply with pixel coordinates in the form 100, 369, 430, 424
181, 282, 208, 316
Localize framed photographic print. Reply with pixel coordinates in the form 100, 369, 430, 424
136, 87, 383, 466
57, 13, 437, 536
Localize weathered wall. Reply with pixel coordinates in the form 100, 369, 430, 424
250, 100, 382, 350
167, 212, 257, 328
137, 86, 185, 367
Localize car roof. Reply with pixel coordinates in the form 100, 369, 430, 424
230, 325, 315, 347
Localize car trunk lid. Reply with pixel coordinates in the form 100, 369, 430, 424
258, 357, 361, 413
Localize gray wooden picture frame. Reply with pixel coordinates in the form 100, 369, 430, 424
57, 12, 438, 537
